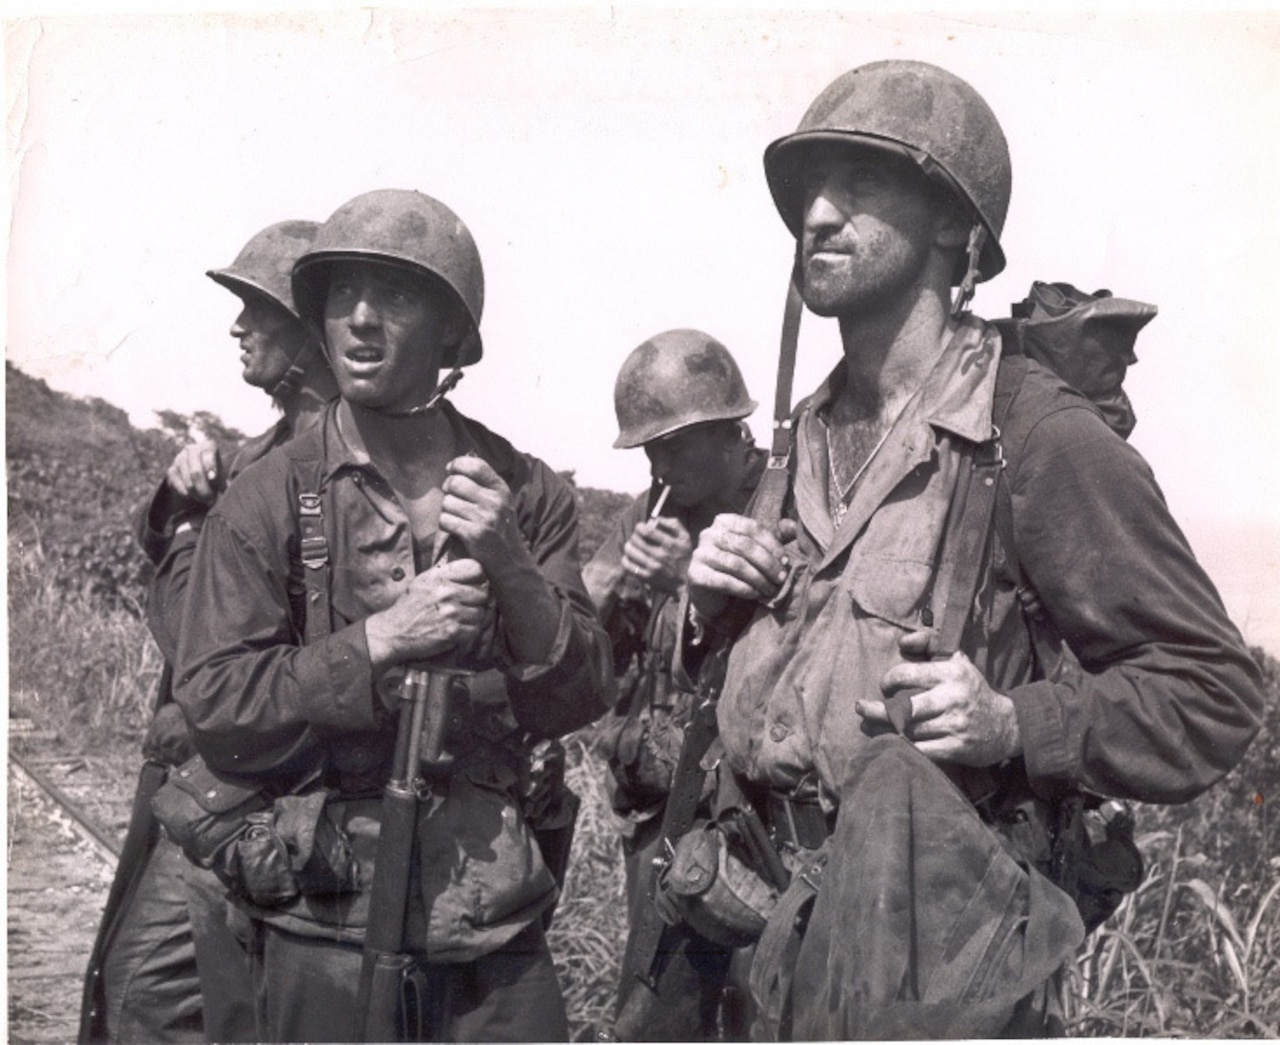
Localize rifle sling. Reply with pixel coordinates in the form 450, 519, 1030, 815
627, 278, 805, 996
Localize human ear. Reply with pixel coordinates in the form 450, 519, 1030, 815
934, 203, 972, 250
439, 299, 470, 351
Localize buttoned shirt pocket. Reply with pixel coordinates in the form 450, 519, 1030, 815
844, 549, 934, 630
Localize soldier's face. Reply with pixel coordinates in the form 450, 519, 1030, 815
322, 261, 459, 412
230, 293, 308, 391
644, 422, 739, 508
797, 147, 947, 319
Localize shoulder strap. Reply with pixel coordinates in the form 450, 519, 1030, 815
931, 353, 1027, 655
891, 353, 1027, 803
296, 463, 333, 646
746, 278, 804, 528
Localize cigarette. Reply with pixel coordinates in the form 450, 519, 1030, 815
649, 482, 672, 519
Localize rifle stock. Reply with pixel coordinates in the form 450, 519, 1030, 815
355, 666, 435, 1042
355, 777, 420, 1042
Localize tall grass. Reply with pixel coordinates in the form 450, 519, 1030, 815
8, 539, 159, 749
549, 730, 630, 1039
1066, 826, 1279, 1036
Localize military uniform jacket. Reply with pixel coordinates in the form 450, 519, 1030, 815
174, 400, 612, 958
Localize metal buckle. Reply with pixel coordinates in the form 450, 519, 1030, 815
767, 792, 830, 852
300, 536, 328, 568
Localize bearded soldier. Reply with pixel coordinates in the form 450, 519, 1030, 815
681, 60, 1262, 1038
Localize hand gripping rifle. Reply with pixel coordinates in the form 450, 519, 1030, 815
355, 531, 473, 1042
608, 284, 804, 1041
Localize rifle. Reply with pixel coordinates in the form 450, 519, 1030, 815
354, 536, 472, 1042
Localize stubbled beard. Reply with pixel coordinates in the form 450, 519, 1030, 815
799, 238, 931, 319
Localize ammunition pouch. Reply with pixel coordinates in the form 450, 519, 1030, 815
985, 787, 1144, 933
152, 754, 358, 908
655, 816, 782, 949
604, 661, 690, 817
519, 737, 581, 929
1055, 796, 1145, 932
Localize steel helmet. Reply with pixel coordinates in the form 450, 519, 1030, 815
292, 189, 484, 367
206, 220, 318, 320
613, 329, 757, 449
764, 60, 1012, 282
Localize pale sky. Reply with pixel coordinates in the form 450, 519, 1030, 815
5, 4, 1279, 649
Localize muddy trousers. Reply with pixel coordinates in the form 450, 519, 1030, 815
184, 862, 256, 1041
99, 838, 202, 1043
247, 918, 569, 1042
613, 815, 739, 1041
99, 837, 255, 1043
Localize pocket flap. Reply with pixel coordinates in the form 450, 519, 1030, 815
846, 552, 933, 628
667, 823, 720, 897
165, 754, 266, 814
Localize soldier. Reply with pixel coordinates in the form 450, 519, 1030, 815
172, 189, 613, 1042
81, 220, 337, 1044
583, 331, 765, 1040
681, 60, 1263, 1038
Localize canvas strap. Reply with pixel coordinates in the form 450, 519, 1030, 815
298, 482, 332, 647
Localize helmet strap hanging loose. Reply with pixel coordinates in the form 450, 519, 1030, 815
951, 224, 986, 319
384, 367, 467, 417
268, 338, 318, 404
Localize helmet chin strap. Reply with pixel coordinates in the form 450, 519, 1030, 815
950, 224, 986, 319
268, 336, 323, 404
383, 367, 466, 417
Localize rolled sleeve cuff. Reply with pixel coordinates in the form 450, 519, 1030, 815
293, 622, 378, 731
139, 482, 211, 565
1011, 679, 1076, 797
495, 599, 575, 684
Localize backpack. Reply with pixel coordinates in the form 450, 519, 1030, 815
993, 280, 1156, 440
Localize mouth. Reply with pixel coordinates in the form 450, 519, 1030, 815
343, 345, 386, 370
806, 246, 851, 265
804, 235, 855, 262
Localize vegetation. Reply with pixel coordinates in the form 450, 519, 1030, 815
6, 361, 1277, 1039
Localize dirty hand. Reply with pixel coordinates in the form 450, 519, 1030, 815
441, 455, 559, 664
857, 645, 1022, 767
440, 456, 531, 573
365, 558, 493, 668
622, 516, 693, 595
166, 440, 224, 505
687, 514, 795, 619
